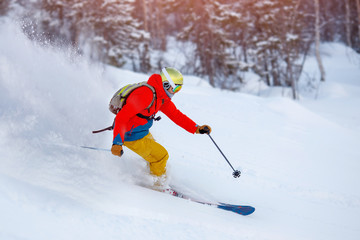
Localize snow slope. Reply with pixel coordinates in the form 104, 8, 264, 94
1, 18, 360, 240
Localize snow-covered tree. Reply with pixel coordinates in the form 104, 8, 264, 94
176, 0, 239, 88
314, 0, 325, 82
63, 0, 149, 69
133, 0, 166, 51
4, 0, 358, 91
243, 0, 311, 99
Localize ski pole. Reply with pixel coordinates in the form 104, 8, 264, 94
207, 134, 241, 178
80, 146, 111, 152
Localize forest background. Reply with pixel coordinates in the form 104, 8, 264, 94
1, 0, 359, 99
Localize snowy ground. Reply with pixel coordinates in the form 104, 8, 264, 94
1, 18, 360, 240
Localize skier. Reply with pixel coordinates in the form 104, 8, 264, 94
110, 67, 211, 187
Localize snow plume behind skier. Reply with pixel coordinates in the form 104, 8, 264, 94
110, 67, 211, 189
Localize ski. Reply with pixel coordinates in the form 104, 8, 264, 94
217, 203, 255, 216
162, 188, 255, 216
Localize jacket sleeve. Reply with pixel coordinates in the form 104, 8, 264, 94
160, 100, 198, 134
113, 87, 153, 145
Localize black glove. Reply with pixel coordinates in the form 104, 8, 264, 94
111, 144, 124, 157
196, 125, 212, 134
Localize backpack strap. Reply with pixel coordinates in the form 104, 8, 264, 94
110, 82, 157, 115
96, 83, 158, 134
119, 83, 156, 110
136, 113, 162, 121
135, 83, 161, 121
142, 83, 156, 110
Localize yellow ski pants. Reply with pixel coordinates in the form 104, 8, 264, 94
124, 133, 169, 176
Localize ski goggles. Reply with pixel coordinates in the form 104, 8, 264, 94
163, 81, 182, 93
173, 84, 182, 93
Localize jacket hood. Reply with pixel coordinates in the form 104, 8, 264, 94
147, 74, 170, 100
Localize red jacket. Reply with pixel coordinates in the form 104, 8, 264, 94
113, 74, 198, 145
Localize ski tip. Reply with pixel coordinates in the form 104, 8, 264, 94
217, 205, 255, 216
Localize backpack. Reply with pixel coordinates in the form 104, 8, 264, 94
92, 82, 159, 134
109, 82, 156, 115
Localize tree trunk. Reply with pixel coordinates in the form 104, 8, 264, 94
356, 0, 360, 43
143, 0, 149, 32
154, 0, 166, 50
314, 0, 326, 82
287, 59, 297, 100
345, 0, 352, 47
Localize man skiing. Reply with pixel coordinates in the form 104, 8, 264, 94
110, 67, 211, 187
